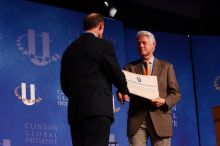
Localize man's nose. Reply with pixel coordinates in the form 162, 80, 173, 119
139, 43, 144, 47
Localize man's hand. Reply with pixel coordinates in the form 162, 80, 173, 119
151, 97, 166, 108
116, 92, 129, 104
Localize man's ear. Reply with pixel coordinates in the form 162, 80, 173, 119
153, 41, 156, 47
98, 22, 104, 31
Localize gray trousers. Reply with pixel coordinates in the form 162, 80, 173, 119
128, 118, 171, 146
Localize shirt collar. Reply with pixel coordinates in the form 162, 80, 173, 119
84, 31, 97, 37
149, 56, 154, 64
142, 56, 154, 64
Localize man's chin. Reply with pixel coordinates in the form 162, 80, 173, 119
140, 54, 148, 57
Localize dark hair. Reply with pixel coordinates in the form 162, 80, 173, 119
83, 13, 104, 31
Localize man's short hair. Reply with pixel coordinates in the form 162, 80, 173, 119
83, 13, 104, 31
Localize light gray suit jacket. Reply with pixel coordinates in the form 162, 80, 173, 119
125, 57, 181, 137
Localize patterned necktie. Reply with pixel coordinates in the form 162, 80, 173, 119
144, 61, 151, 75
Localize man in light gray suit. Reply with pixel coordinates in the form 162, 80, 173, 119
118, 30, 181, 146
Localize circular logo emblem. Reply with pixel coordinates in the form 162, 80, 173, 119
213, 76, 220, 92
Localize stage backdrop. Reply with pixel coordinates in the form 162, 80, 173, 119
0, 0, 127, 146
1, 0, 220, 146
124, 29, 200, 146
191, 35, 220, 146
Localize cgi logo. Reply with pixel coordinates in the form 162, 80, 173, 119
213, 76, 220, 92
137, 76, 141, 82
57, 89, 68, 107
172, 105, 178, 127
0, 139, 11, 146
14, 83, 42, 106
16, 29, 60, 66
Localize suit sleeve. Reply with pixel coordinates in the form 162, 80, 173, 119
102, 41, 128, 95
60, 51, 70, 98
165, 64, 181, 109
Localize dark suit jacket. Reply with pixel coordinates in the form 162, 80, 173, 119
60, 33, 128, 123
125, 58, 181, 137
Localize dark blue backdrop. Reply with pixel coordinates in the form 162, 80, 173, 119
191, 35, 220, 146
0, 0, 219, 146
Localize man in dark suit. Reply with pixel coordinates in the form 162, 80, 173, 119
118, 30, 181, 146
60, 13, 129, 146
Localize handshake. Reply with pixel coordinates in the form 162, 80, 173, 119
116, 92, 129, 104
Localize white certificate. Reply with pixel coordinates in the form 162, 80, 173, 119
123, 70, 159, 100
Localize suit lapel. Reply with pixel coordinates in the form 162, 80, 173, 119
137, 63, 144, 75
134, 60, 145, 75
152, 58, 162, 76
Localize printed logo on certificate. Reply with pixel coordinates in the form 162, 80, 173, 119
122, 70, 159, 100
